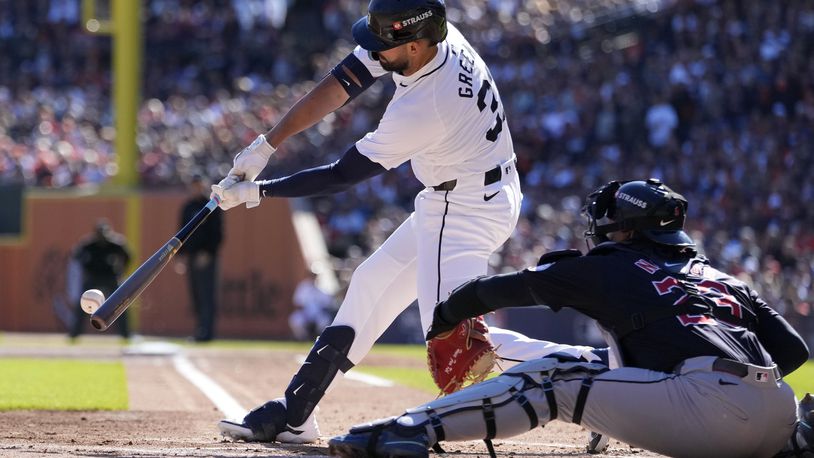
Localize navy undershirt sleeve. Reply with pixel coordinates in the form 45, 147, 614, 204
258, 146, 386, 198
753, 296, 809, 375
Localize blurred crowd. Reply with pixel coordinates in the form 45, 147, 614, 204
0, 0, 812, 347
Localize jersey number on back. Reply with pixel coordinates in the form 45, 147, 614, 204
476, 79, 504, 142
455, 45, 505, 142
652, 276, 743, 327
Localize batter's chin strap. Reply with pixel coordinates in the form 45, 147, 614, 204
284, 325, 355, 427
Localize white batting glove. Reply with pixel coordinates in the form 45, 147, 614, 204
210, 181, 260, 211
228, 134, 276, 182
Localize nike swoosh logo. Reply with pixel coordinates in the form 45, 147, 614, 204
718, 379, 738, 386
663, 261, 684, 267
483, 191, 500, 201
340, 78, 350, 86
659, 219, 675, 227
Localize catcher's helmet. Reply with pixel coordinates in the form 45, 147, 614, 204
582, 178, 694, 247
352, 0, 447, 52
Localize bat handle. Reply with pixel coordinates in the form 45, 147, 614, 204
176, 197, 220, 244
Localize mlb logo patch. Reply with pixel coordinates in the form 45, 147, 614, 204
754, 371, 770, 382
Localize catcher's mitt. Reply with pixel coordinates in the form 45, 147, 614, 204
427, 315, 497, 395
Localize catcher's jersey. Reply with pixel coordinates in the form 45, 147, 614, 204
522, 242, 807, 374
353, 23, 514, 187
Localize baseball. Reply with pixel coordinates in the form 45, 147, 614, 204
80, 289, 105, 315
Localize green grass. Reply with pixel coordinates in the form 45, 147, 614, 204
786, 359, 814, 398
0, 359, 128, 411
355, 365, 438, 393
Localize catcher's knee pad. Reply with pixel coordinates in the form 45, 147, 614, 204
285, 325, 355, 427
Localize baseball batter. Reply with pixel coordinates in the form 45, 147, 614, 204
329, 179, 812, 458
211, 0, 588, 443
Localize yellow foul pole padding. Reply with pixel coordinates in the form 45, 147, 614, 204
111, 0, 141, 188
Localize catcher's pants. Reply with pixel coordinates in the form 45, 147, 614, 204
394, 356, 797, 458
332, 159, 524, 364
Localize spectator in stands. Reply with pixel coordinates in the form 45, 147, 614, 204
1, 0, 812, 347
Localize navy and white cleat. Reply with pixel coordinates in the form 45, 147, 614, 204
218, 397, 320, 443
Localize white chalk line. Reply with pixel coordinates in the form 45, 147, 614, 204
172, 353, 248, 420
172, 352, 393, 421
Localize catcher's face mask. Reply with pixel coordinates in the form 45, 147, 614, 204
581, 180, 624, 248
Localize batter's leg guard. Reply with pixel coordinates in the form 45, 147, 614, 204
286, 325, 356, 426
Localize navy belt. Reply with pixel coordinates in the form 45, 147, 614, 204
432, 160, 512, 192
712, 358, 749, 378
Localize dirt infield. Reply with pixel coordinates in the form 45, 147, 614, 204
0, 335, 661, 457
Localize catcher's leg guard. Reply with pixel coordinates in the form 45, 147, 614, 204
285, 325, 355, 427
403, 357, 608, 444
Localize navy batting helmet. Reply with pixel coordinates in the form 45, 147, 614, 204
352, 0, 447, 52
583, 178, 694, 247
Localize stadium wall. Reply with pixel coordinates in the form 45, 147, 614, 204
0, 190, 306, 338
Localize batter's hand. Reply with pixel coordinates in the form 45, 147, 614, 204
211, 180, 260, 211
228, 134, 276, 182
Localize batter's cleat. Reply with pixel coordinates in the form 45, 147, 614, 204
328, 418, 430, 458
218, 397, 320, 443
586, 431, 610, 454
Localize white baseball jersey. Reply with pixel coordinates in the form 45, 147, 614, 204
354, 23, 514, 187
327, 22, 539, 369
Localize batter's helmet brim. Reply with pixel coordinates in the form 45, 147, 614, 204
641, 229, 695, 247
352, 17, 395, 52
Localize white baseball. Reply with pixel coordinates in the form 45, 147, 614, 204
80, 289, 105, 314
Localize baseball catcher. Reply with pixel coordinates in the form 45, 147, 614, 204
329, 178, 811, 457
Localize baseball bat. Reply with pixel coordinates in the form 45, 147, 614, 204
90, 197, 220, 331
